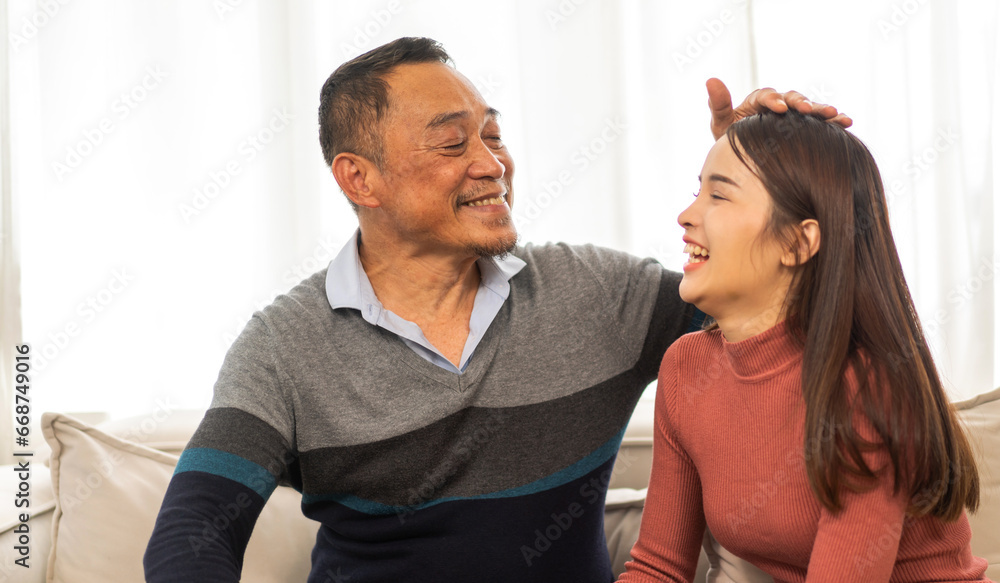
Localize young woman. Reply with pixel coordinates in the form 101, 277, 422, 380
618, 111, 990, 582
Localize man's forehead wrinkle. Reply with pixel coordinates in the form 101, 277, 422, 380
425, 106, 500, 131
426, 110, 469, 130
384, 63, 500, 138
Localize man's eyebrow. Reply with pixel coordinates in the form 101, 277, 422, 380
426, 108, 501, 130
697, 173, 740, 187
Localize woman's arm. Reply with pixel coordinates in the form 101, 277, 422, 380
618, 348, 706, 583
807, 477, 907, 582
805, 415, 909, 583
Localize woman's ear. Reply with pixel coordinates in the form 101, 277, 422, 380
781, 219, 821, 266
332, 152, 383, 209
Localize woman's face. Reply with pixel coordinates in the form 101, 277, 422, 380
677, 136, 795, 331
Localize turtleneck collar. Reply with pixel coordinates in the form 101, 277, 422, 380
720, 319, 803, 381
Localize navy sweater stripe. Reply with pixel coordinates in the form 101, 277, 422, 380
144, 472, 266, 581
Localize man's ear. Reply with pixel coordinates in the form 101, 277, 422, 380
781, 219, 821, 266
332, 152, 382, 209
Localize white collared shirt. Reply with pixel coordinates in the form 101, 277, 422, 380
325, 230, 526, 373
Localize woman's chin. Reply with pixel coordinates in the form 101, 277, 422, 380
678, 282, 701, 307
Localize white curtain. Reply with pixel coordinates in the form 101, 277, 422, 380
3, 0, 997, 421
1, 0, 19, 464
745, 0, 999, 400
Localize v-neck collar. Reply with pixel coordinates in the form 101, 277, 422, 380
371, 298, 510, 394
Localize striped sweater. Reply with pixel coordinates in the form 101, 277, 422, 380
144, 243, 694, 582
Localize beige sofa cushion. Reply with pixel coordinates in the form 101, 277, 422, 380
41, 412, 319, 583
604, 488, 648, 578
954, 386, 1000, 580
611, 399, 655, 490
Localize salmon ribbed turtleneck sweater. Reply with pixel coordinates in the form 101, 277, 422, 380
619, 323, 990, 583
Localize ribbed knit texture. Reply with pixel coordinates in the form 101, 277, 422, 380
619, 322, 990, 583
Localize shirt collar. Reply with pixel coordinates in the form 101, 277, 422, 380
325, 229, 526, 314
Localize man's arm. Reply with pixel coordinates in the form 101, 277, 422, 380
143, 468, 271, 581
551, 244, 695, 381
708, 78, 853, 140
144, 314, 296, 582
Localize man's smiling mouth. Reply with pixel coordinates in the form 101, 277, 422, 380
461, 192, 507, 207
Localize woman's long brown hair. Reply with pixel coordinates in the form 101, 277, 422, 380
727, 111, 978, 520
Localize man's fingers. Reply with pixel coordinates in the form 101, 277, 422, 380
780, 90, 813, 113
731, 87, 787, 124
706, 77, 733, 116
707, 80, 852, 139
707, 78, 735, 140
828, 113, 853, 128
780, 90, 846, 122
755, 88, 789, 113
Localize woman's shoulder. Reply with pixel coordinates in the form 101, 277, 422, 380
661, 328, 725, 370
667, 328, 724, 353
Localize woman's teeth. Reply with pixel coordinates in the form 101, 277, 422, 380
683, 243, 710, 263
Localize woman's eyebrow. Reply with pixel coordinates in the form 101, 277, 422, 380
698, 173, 740, 187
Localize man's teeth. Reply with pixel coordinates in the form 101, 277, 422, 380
464, 194, 506, 207
683, 243, 710, 263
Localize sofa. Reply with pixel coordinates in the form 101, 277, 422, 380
1, 387, 997, 582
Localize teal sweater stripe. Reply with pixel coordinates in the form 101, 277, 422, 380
175, 447, 277, 499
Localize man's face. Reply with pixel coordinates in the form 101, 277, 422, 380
371, 62, 517, 259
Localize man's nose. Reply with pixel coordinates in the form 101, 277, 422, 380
468, 139, 505, 179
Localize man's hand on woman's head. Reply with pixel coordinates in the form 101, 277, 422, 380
707, 77, 853, 140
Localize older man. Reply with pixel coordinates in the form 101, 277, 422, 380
144, 37, 847, 582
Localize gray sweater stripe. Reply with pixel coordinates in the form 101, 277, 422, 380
186, 408, 298, 486
296, 366, 644, 505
